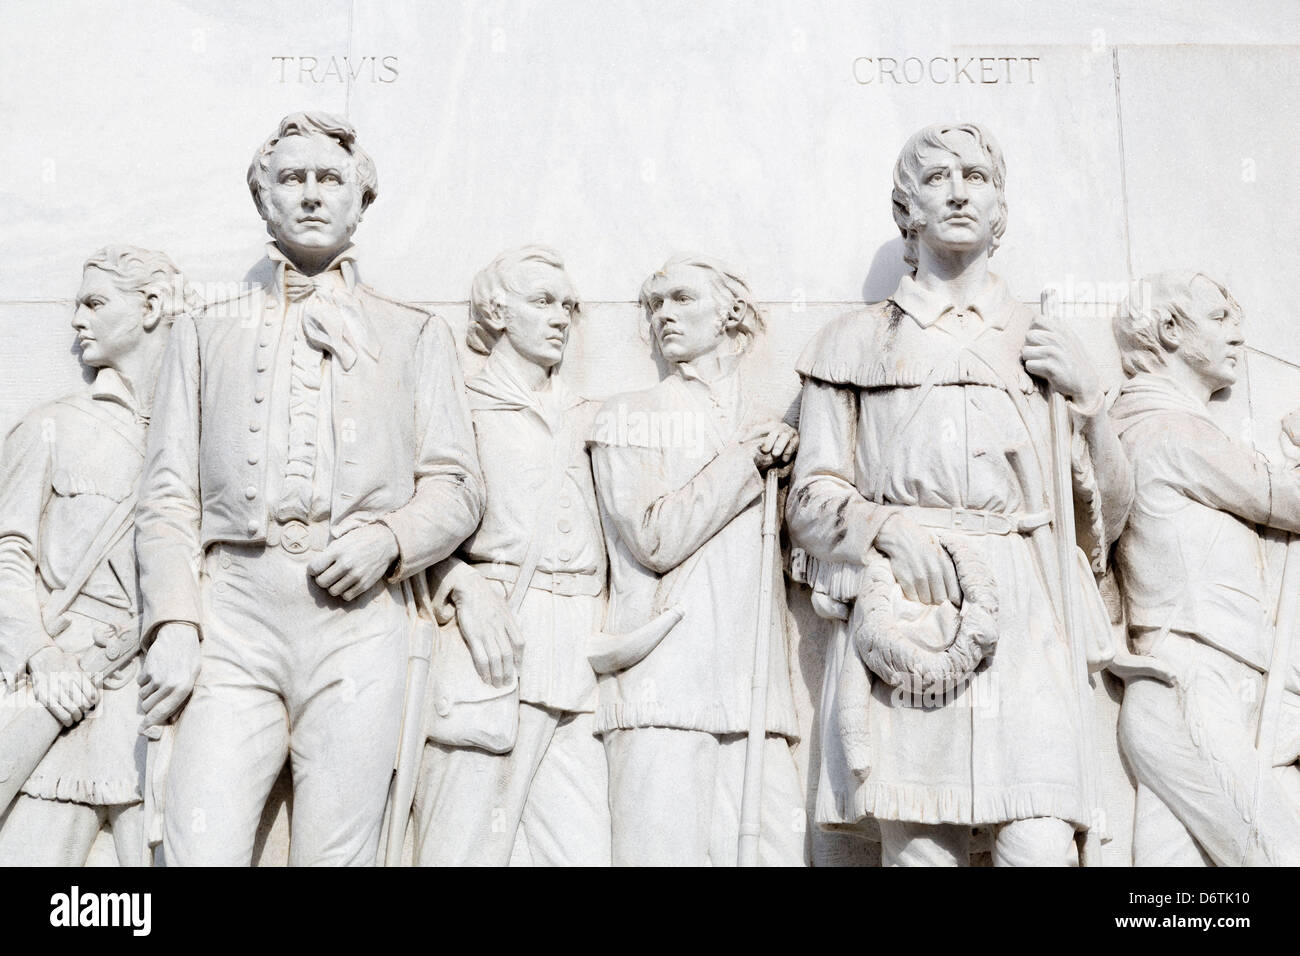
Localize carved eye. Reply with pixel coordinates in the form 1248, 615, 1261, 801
281, 172, 300, 185
967, 170, 987, 184
926, 171, 946, 185
321, 172, 341, 185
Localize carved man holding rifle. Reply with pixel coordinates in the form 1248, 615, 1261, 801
0, 246, 194, 865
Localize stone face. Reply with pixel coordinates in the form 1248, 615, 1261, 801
1, 2, 1299, 868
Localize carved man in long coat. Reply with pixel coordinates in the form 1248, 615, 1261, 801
787, 124, 1132, 866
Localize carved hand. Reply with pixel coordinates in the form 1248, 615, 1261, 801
1281, 409, 1300, 464
875, 512, 962, 606
308, 523, 400, 602
1023, 315, 1103, 409
138, 622, 201, 731
28, 645, 100, 728
742, 420, 800, 475
450, 572, 524, 688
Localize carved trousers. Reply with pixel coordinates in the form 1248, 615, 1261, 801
411, 702, 610, 866
1119, 632, 1300, 867
603, 727, 805, 866
162, 542, 406, 866
877, 816, 1077, 866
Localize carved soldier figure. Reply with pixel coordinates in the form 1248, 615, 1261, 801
413, 245, 611, 866
134, 112, 484, 866
1111, 272, 1300, 866
589, 254, 804, 866
787, 123, 1132, 866
0, 246, 193, 865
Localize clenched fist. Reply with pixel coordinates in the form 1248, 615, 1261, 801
308, 523, 400, 601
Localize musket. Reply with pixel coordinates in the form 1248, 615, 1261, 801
0, 624, 140, 816
1040, 288, 1105, 866
738, 469, 781, 867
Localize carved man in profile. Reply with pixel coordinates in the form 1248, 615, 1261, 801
589, 255, 804, 866
1111, 272, 1300, 865
413, 245, 611, 866
134, 112, 484, 866
0, 246, 193, 865
787, 123, 1132, 866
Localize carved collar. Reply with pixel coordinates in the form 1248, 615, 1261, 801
266, 241, 359, 297
1112, 372, 1218, 435
90, 366, 146, 420
890, 272, 1014, 330
468, 349, 582, 422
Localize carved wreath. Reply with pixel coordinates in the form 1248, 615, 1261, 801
849, 534, 1000, 696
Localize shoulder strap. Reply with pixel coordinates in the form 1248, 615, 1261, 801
41, 491, 138, 635
506, 405, 578, 613
55, 397, 147, 459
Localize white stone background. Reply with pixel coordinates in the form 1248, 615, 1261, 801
2, 0, 1299, 865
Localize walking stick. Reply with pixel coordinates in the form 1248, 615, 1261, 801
1256, 415, 1300, 764
738, 468, 780, 867
1257, 540, 1300, 756
1040, 289, 1104, 866
384, 572, 436, 866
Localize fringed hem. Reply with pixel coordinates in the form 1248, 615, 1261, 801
817, 780, 1087, 830
594, 701, 800, 742
20, 774, 141, 806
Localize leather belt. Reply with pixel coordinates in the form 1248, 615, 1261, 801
475, 563, 603, 597
266, 518, 331, 554
908, 506, 1052, 536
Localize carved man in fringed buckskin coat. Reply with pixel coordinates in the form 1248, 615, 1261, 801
0, 247, 194, 865
134, 112, 484, 866
787, 123, 1133, 866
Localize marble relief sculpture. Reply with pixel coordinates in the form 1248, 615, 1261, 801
133, 112, 484, 865
589, 255, 805, 866
786, 123, 1133, 866
0, 247, 194, 865
1110, 272, 1300, 866
413, 246, 611, 866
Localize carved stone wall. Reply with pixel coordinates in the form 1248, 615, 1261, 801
2, 0, 1297, 866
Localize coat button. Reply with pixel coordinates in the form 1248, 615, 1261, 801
247, 453, 259, 465
558, 496, 572, 509
257, 360, 268, 372
264, 299, 276, 311
249, 421, 261, 432
220, 555, 231, 569
435, 697, 451, 718
244, 486, 258, 500
557, 519, 572, 533
557, 548, 573, 562
254, 392, 265, 403
247, 520, 260, 535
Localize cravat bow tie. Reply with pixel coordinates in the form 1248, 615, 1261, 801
281, 268, 378, 371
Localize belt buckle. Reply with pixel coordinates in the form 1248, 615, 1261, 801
279, 520, 310, 554
551, 572, 575, 596
951, 509, 978, 533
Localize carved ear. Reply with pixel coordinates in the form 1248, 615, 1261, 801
485, 297, 508, 333
724, 296, 747, 332
141, 293, 163, 332
1156, 314, 1183, 352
